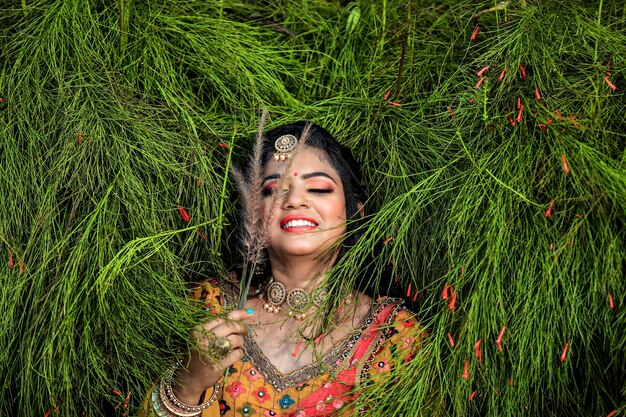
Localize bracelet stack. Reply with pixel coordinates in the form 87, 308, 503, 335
150, 362, 221, 417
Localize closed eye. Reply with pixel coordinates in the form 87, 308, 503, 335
308, 188, 333, 194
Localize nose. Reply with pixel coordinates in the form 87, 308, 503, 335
281, 183, 309, 209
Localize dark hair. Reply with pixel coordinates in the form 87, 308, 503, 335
261, 121, 367, 251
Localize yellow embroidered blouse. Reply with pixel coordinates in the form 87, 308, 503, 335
141, 278, 424, 417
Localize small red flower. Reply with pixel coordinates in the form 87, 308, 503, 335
447, 106, 455, 120
468, 391, 476, 401
388, 101, 402, 107
604, 76, 617, 92
507, 114, 515, 126
462, 360, 469, 379
9, 250, 14, 269
383, 236, 393, 245
177, 206, 191, 222
510, 378, 514, 386
569, 115, 578, 128
516, 105, 524, 123
18, 258, 24, 274
314, 333, 325, 345
555, 109, 564, 120
197, 178, 202, 187
498, 67, 507, 82
519, 64, 527, 78
476, 66, 490, 77
196, 229, 208, 241
0, 97, 4, 103
470, 25, 480, 42
517, 97, 521, 109
406, 283, 412, 297
608, 293, 614, 310
442, 284, 452, 300
475, 77, 486, 88
447, 332, 455, 347
384, 89, 391, 101
495, 326, 506, 352
560, 342, 569, 362
545, 200, 554, 218
218, 143, 231, 149
78, 130, 83, 144
469, 99, 475, 103
549, 243, 553, 251
607, 410, 617, 417
448, 290, 458, 311
413, 292, 419, 302
534, 87, 541, 100
561, 154, 570, 174
475, 339, 483, 363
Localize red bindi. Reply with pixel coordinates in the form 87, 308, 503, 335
293, 172, 298, 176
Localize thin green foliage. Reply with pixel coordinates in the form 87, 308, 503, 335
1, 0, 625, 416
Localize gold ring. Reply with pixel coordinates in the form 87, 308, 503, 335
207, 333, 232, 360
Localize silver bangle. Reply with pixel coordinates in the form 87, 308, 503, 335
162, 362, 221, 413
151, 384, 177, 417
159, 380, 202, 417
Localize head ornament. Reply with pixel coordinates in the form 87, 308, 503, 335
273, 134, 298, 161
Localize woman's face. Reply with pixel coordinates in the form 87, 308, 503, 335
261, 146, 347, 261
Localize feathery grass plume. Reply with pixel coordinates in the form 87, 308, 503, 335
231, 109, 269, 308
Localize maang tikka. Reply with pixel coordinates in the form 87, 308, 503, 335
273, 134, 298, 161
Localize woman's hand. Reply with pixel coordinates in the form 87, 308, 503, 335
172, 308, 254, 405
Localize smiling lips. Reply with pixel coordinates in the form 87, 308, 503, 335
280, 215, 318, 233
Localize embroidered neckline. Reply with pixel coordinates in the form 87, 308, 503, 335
220, 284, 403, 392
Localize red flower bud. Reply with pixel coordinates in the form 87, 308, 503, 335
561, 154, 570, 174
495, 326, 506, 352
498, 67, 507, 82
545, 200, 554, 218
519, 64, 527, 78
177, 206, 191, 222
604, 76, 617, 92
560, 342, 569, 362
476, 66, 490, 77
462, 360, 469, 379
470, 25, 480, 41
475, 339, 483, 363
447, 332, 455, 347
534, 87, 541, 100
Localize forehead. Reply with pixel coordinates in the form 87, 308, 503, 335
263, 146, 339, 178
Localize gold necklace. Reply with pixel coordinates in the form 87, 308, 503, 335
258, 278, 327, 320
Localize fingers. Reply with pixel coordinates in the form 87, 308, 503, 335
199, 308, 254, 334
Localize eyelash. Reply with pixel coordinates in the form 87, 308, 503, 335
261, 188, 333, 197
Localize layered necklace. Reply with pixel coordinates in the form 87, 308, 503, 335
257, 277, 328, 320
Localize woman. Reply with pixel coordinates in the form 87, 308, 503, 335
143, 122, 425, 417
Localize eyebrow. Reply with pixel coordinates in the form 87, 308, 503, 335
262, 171, 337, 184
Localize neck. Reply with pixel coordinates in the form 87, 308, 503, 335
267, 255, 331, 291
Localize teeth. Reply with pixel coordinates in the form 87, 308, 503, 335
283, 220, 317, 229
